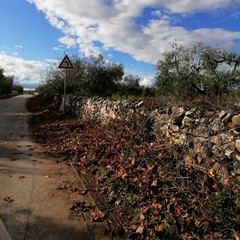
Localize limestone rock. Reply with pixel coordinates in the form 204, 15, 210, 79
229, 114, 240, 130
60, 95, 240, 179
235, 139, 240, 153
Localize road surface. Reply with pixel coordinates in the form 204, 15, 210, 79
0, 95, 94, 240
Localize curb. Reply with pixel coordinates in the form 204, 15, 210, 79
0, 219, 12, 240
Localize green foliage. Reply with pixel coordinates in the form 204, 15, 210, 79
82, 55, 124, 97
96, 166, 108, 176
143, 86, 156, 98
12, 85, 24, 94
0, 68, 14, 95
210, 189, 240, 232
118, 74, 143, 98
155, 42, 240, 100
117, 74, 156, 99
38, 54, 124, 98
38, 54, 157, 100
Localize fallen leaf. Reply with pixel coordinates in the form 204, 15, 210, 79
91, 210, 105, 222
155, 224, 164, 232
18, 176, 26, 179
136, 224, 145, 234
70, 201, 94, 214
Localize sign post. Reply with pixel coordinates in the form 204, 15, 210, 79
58, 55, 74, 111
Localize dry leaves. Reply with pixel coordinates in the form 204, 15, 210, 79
28, 96, 240, 240
70, 201, 95, 215
90, 210, 105, 222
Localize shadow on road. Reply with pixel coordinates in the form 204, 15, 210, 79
0, 206, 91, 240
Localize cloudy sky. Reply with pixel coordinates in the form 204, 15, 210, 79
0, 0, 240, 89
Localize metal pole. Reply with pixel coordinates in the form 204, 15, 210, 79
64, 68, 67, 97
63, 69, 67, 113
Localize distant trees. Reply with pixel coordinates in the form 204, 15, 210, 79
0, 68, 14, 95
12, 85, 24, 94
0, 68, 24, 96
38, 53, 159, 100
155, 42, 240, 99
119, 74, 142, 98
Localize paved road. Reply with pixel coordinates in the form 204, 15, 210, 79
0, 95, 93, 240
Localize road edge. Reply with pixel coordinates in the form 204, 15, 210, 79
0, 219, 12, 240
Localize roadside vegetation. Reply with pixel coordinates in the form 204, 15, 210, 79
36, 53, 156, 101
28, 42, 240, 239
36, 41, 239, 105
0, 68, 23, 97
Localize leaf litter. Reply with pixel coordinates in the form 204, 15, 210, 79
27, 96, 240, 240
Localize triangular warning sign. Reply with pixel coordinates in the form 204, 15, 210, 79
58, 55, 74, 68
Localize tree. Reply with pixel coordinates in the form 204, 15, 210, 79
12, 85, 24, 94
155, 42, 240, 99
38, 54, 124, 98
83, 55, 124, 97
0, 68, 14, 95
201, 47, 240, 97
119, 74, 143, 98
143, 86, 156, 98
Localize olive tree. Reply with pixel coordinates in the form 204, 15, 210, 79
119, 74, 143, 98
83, 55, 124, 97
155, 42, 240, 99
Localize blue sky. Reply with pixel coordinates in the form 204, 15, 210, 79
0, 0, 240, 89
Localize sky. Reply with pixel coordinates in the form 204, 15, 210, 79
0, 0, 240, 89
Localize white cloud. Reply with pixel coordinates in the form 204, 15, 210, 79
12, 52, 19, 56
14, 45, 23, 48
140, 77, 155, 86
26, 0, 240, 65
52, 46, 60, 51
0, 52, 48, 88
162, 0, 233, 13
58, 35, 76, 48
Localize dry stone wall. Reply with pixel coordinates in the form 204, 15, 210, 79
61, 95, 240, 178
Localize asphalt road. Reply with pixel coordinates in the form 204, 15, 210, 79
0, 95, 93, 240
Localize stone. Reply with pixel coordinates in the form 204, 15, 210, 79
135, 101, 143, 108
60, 95, 240, 183
185, 109, 196, 116
229, 114, 240, 130
236, 154, 240, 161
235, 139, 240, 153
182, 116, 193, 128
233, 161, 240, 175
218, 110, 228, 119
